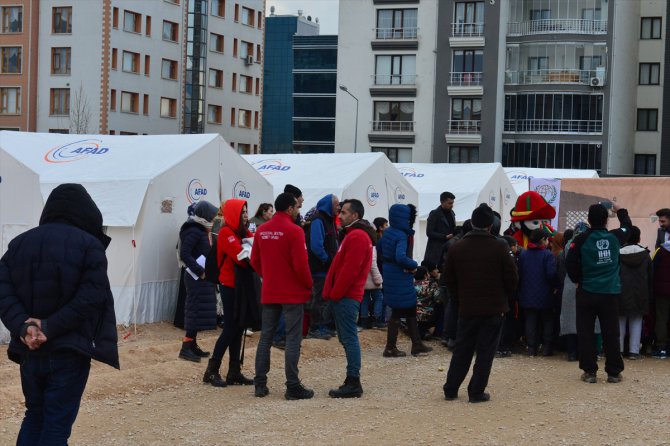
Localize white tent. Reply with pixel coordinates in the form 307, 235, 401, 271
504, 167, 599, 197
0, 131, 272, 342
395, 163, 517, 260
243, 152, 419, 247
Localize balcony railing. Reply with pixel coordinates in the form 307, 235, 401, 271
374, 27, 418, 40
507, 19, 608, 36
447, 120, 481, 134
371, 121, 415, 132
504, 119, 603, 133
372, 74, 417, 85
450, 72, 483, 86
451, 22, 484, 37
505, 69, 605, 85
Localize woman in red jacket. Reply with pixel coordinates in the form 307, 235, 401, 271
203, 199, 255, 387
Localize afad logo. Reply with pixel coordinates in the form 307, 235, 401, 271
394, 187, 407, 204
233, 181, 251, 199
44, 139, 110, 163
397, 167, 425, 178
488, 190, 498, 207
507, 171, 532, 184
187, 179, 208, 204
252, 159, 291, 176
503, 187, 513, 206
366, 185, 380, 206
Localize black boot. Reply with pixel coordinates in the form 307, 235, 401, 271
383, 318, 407, 357
178, 341, 201, 362
192, 340, 210, 358
407, 316, 433, 356
360, 317, 372, 330
203, 358, 227, 387
328, 376, 363, 398
226, 360, 254, 385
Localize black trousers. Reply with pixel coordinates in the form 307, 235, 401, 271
576, 289, 624, 376
444, 313, 504, 398
524, 308, 554, 350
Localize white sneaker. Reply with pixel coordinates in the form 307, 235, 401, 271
244, 329, 254, 337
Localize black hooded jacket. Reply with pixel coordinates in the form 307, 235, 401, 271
0, 184, 120, 368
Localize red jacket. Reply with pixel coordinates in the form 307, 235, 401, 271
323, 224, 373, 302
218, 199, 252, 287
250, 211, 313, 304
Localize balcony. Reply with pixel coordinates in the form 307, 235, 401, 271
369, 120, 415, 144
449, 22, 485, 47
372, 27, 418, 50
373, 74, 417, 85
507, 19, 607, 36
505, 68, 606, 86
504, 119, 603, 134
448, 72, 483, 95
370, 74, 417, 98
445, 120, 481, 144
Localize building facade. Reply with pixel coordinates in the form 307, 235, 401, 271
1, 0, 264, 152
336, 0, 667, 175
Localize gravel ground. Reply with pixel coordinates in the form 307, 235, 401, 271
1, 322, 669, 445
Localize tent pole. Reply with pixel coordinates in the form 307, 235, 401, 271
132, 225, 137, 336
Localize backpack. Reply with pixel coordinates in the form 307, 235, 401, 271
204, 233, 226, 284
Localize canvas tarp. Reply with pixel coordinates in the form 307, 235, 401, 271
505, 167, 599, 197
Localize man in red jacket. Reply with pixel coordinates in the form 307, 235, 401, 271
251, 193, 315, 400
323, 199, 374, 398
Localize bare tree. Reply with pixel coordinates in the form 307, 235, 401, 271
69, 82, 92, 134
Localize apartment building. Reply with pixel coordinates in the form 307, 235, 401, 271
336, 0, 668, 175
0, 0, 39, 132
2, 0, 264, 151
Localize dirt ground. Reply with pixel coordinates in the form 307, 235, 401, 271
1, 322, 669, 445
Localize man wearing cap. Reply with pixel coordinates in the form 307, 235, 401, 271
442, 204, 519, 403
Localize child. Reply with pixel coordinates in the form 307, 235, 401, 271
414, 266, 441, 340
518, 228, 559, 356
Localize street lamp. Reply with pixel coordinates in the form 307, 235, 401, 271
339, 84, 359, 153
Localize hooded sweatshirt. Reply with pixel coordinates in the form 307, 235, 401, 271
307, 194, 339, 276
218, 199, 252, 287
619, 244, 652, 316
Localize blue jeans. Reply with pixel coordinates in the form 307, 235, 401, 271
332, 298, 362, 378
360, 289, 384, 322
18, 350, 91, 446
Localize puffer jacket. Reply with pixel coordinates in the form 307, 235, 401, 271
179, 221, 217, 331
379, 204, 418, 309
218, 199, 253, 287
518, 244, 559, 310
0, 183, 119, 368
364, 248, 383, 290
619, 244, 652, 316
306, 194, 339, 276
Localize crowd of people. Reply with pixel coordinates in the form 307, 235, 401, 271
1, 181, 670, 442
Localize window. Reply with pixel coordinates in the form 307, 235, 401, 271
52, 7, 72, 33
234, 3, 239, 21
1, 47, 21, 73
237, 143, 252, 154
146, 16, 152, 36
111, 48, 118, 70
233, 38, 238, 57
2, 6, 22, 33
641, 17, 662, 39
637, 109, 658, 131
238, 109, 251, 128
634, 154, 656, 175
451, 98, 481, 121
51, 47, 71, 75
212, 0, 225, 17
375, 55, 416, 85
256, 44, 262, 63
50, 88, 70, 115
0, 87, 20, 114
239, 40, 253, 59
207, 105, 222, 123
143, 94, 149, 115
110, 89, 116, 111
254, 111, 259, 129
230, 107, 236, 126
502, 142, 602, 170
232, 73, 237, 91
112, 7, 118, 28
639, 63, 660, 85
255, 78, 260, 95
449, 146, 479, 163
122, 51, 140, 73
371, 147, 412, 163
376, 8, 418, 39
123, 10, 141, 33
257, 11, 263, 29
208, 68, 223, 88
163, 20, 178, 42
453, 2, 484, 36
49, 128, 69, 134
161, 59, 178, 80
144, 55, 150, 75
160, 97, 176, 118
504, 93, 604, 133
373, 101, 414, 131
121, 91, 139, 113
239, 75, 252, 93
241, 7, 254, 26
210, 33, 224, 52
452, 50, 483, 73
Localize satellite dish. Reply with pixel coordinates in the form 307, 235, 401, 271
307, 15, 312, 21
316, 17, 319, 23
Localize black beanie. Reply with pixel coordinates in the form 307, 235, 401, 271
193, 201, 218, 222
471, 204, 494, 229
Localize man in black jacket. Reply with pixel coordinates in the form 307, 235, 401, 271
423, 191, 456, 266
0, 183, 119, 445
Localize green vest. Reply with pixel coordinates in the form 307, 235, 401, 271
580, 230, 621, 294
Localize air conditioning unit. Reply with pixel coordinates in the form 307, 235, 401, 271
590, 77, 604, 87
245, 55, 254, 65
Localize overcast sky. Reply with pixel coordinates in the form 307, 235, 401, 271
265, 0, 340, 35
